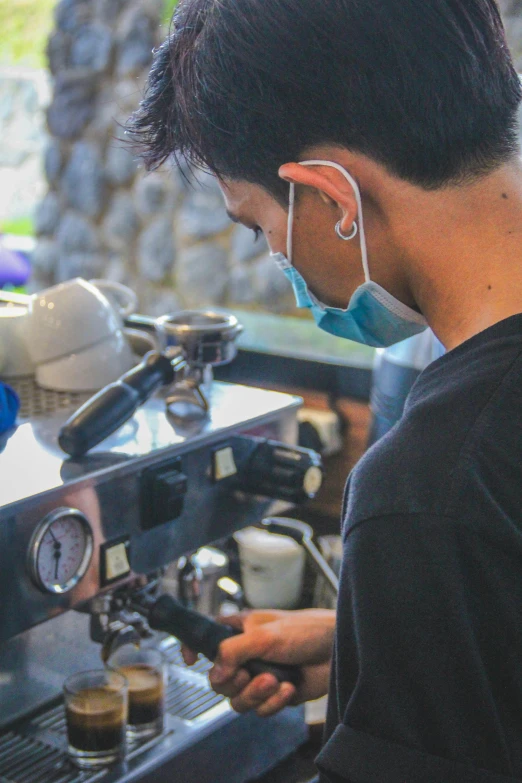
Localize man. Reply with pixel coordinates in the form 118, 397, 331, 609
130, 1, 522, 780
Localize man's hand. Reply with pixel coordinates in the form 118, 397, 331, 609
182, 609, 335, 717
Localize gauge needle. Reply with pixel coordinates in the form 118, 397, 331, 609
48, 526, 59, 544
53, 540, 62, 580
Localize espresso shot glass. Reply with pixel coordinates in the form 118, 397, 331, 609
64, 670, 128, 769
108, 646, 166, 742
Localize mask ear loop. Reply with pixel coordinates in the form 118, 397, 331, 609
299, 160, 370, 284
287, 182, 296, 264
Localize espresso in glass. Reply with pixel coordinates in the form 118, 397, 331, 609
109, 647, 165, 741
64, 670, 127, 768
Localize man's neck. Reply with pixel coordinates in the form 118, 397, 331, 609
390, 160, 522, 350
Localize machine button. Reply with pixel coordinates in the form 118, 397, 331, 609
100, 536, 131, 586
105, 542, 130, 581
213, 445, 237, 481
141, 458, 188, 530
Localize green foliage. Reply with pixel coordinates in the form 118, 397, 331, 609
162, 0, 178, 27
0, 215, 34, 237
0, 0, 56, 69
0, 0, 177, 70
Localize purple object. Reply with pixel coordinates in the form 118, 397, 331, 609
0, 241, 31, 287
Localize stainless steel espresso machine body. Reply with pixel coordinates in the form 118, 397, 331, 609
0, 329, 321, 783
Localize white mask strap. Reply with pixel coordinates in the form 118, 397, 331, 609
287, 182, 296, 264
287, 159, 370, 283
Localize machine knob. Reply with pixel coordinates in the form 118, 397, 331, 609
239, 440, 323, 504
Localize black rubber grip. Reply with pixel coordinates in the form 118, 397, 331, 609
58, 383, 141, 457
149, 594, 302, 688
58, 352, 175, 457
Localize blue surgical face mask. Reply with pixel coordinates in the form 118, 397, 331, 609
271, 159, 427, 348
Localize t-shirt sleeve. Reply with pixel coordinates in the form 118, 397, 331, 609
316, 512, 520, 783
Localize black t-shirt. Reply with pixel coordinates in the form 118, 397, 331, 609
316, 315, 522, 783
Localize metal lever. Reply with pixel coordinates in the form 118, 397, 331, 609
259, 517, 339, 597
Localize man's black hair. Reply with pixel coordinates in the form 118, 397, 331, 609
128, 0, 522, 202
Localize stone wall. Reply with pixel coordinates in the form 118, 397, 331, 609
33, 0, 181, 313
499, 0, 522, 71
34, 0, 293, 315
0, 68, 50, 224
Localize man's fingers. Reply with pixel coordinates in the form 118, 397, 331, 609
229, 673, 280, 714
213, 627, 274, 681
181, 645, 198, 666
255, 683, 295, 717
209, 667, 251, 698
242, 610, 287, 629
216, 612, 244, 630
216, 610, 285, 632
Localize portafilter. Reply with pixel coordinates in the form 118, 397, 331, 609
58, 310, 243, 458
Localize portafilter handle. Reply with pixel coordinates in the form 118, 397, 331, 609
132, 593, 302, 688
59, 349, 185, 457
259, 517, 340, 597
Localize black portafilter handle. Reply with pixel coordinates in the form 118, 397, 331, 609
148, 594, 302, 688
58, 352, 176, 458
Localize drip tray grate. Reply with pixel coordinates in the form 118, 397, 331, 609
9, 376, 90, 420
30, 704, 66, 735
0, 731, 104, 783
165, 675, 226, 721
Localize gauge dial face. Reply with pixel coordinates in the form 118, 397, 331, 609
29, 509, 93, 594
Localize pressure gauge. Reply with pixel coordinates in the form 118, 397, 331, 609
28, 508, 94, 594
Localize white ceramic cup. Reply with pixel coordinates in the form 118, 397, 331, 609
234, 527, 306, 609
0, 303, 34, 378
34, 328, 142, 392
27, 278, 125, 366
88, 279, 138, 320
0, 279, 137, 321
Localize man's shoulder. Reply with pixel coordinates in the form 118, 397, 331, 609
345, 336, 522, 530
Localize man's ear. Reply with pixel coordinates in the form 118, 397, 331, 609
278, 162, 358, 234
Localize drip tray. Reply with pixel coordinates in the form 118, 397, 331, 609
0, 639, 307, 783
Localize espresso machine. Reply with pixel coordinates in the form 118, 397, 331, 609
0, 311, 324, 783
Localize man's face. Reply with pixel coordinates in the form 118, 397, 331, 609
220, 178, 367, 309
